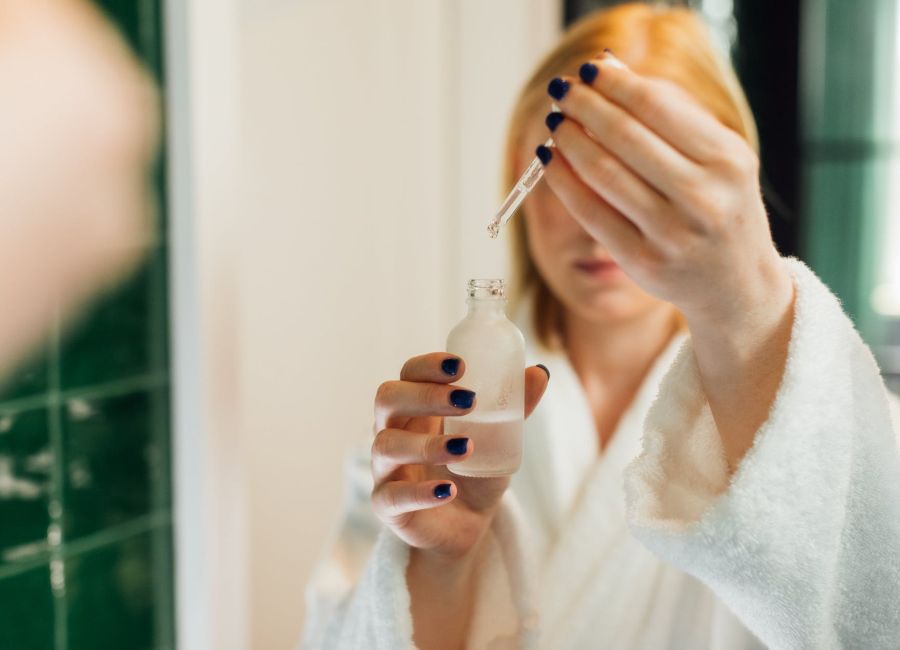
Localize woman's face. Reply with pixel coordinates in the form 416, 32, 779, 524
518, 118, 676, 327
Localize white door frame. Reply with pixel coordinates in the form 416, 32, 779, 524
164, 0, 248, 648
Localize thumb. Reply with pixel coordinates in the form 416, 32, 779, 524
524, 365, 550, 419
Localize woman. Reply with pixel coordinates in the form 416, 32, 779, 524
303, 5, 900, 649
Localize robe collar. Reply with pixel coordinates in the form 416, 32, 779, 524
511, 292, 690, 531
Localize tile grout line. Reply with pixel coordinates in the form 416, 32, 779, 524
0, 511, 173, 583
61, 511, 172, 558
145, 0, 176, 637
149, 249, 175, 640
62, 372, 169, 402
0, 373, 169, 418
0, 392, 50, 415
142, 59, 173, 636
0, 550, 52, 583
48, 305, 66, 650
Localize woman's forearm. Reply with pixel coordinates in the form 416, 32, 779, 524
685, 254, 796, 474
406, 541, 484, 650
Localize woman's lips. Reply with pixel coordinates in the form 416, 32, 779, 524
573, 258, 623, 278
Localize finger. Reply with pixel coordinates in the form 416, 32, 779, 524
400, 352, 466, 383
524, 365, 549, 419
371, 429, 472, 483
549, 118, 675, 242
588, 54, 744, 163
548, 75, 698, 199
371, 479, 457, 523
375, 380, 476, 430
536, 144, 643, 262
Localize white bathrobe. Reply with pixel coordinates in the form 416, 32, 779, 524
302, 257, 900, 649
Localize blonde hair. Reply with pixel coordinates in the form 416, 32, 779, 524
505, 3, 758, 349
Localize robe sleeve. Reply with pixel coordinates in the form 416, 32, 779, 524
624, 256, 900, 649
301, 443, 539, 650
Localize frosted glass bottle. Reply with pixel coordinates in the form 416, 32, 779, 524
445, 279, 525, 477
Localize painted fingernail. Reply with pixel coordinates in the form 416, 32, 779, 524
579, 62, 598, 84
441, 357, 460, 376
547, 77, 570, 101
446, 437, 469, 455
537, 364, 550, 380
545, 112, 565, 132
449, 389, 476, 409
434, 483, 452, 499
535, 145, 552, 166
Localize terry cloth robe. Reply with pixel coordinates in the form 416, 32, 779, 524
301, 256, 900, 649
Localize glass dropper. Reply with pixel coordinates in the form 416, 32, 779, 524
487, 136, 553, 239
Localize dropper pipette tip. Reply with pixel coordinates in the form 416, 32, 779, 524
487, 137, 553, 239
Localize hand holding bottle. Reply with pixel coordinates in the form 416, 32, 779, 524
371, 353, 548, 560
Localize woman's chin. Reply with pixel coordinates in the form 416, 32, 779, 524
564, 292, 640, 324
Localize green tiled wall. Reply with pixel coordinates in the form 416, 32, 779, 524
0, 1, 174, 649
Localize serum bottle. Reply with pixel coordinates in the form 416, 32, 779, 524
445, 279, 525, 477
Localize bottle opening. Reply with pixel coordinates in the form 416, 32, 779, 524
468, 279, 506, 300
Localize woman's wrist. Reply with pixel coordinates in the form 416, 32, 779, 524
407, 531, 489, 587
683, 252, 793, 349
407, 539, 487, 650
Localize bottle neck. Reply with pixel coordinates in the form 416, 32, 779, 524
466, 298, 508, 318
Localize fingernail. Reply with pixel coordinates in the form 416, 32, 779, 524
446, 437, 469, 455
449, 389, 475, 409
547, 77, 570, 101
545, 112, 565, 132
441, 357, 460, 376
535, 144, 552, 166
537, 364, 550, 380
579, 62, 598, 84
434, 483, 452, 499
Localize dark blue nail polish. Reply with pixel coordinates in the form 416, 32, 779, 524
449, 389, 475, 409
446, 437, 469, 455
441, 357, 460, 376
434, 483, 452, 499
547, 77, 570, 101
536, 145, 552, 166
545, 112, 565, 132
537, 364, 550, 380
579, 62, 598, 84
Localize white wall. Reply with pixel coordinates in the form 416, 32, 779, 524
238, 3, 451, 646
171, 1, 561, 647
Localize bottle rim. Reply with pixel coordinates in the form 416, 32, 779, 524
467, 279, 506, 300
